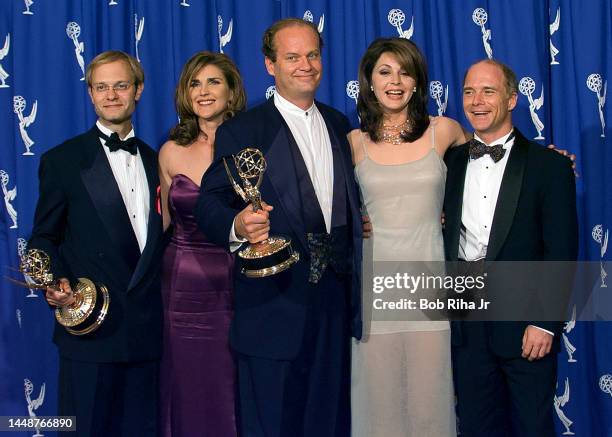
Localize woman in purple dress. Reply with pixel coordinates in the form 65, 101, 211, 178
158, 51, 246, 437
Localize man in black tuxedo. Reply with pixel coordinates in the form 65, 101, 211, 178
196, 18, 362, 437
28, 51, 163, 436
443, 59, 578, 437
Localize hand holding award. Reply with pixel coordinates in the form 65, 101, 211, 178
224, 148, 299, 277
7, 248, 110, 335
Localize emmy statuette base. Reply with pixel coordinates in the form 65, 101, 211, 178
239, 236, 300, 278
55, 278, 111, 336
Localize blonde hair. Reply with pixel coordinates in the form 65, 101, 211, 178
85, 50, 144, 88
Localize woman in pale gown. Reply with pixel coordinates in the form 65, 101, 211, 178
158, 51, 246, 437
348, 38, 469, 436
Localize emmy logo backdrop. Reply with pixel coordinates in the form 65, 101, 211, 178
0, 1, 610, 436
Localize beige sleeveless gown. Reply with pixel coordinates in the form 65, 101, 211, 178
351, 122, 456, 437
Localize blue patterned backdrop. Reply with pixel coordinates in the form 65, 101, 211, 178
0, 1, 610, 436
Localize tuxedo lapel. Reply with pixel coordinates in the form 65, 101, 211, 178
485, 130, 528, 261
445, 145, 469, 261
139, 141, 159, 212
319, 105, 361, 220
263, 103, 308, 251
128, 143, 162, 290
80, 128, 141, 271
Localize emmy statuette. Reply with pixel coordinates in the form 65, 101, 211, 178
8, 249, 110, 335
224, 148, 299, 277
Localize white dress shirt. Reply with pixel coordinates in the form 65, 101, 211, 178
459, 130, 514, 262
228, 93, 335, 249
274, 92, 334, 232
459, 128, 553, 336
97, 121, 150, 252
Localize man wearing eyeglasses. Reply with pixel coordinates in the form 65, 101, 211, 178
28, 51, 163, 437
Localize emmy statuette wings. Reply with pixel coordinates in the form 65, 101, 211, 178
223, 148, 299, 277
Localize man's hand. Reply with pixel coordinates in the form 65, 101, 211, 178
362, 215, 372, 238
45, 278, 76, 307
234, 202, 273, 244
521, 326, 553, 361
547, 144, 578, 177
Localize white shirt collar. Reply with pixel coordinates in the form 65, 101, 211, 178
273, 92, 316, 118
473, 127, 514, 148
96, 120, 135, 140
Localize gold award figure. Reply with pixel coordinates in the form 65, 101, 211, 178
223, 148, 299, 277
9, 249, 110, 335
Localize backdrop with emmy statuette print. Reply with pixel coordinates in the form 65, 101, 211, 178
0, 1, 610, 435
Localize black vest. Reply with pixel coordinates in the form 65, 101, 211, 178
287, 128, 352, 276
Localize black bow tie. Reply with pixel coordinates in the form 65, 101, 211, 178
97, 129, 138, 155
468, 132, 515, 163
469, 140, 505, 162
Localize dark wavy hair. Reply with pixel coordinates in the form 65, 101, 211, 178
357, 38, 430, 143
169, 51, 246, 146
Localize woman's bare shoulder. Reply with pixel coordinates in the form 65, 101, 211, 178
348, 128, 367, 165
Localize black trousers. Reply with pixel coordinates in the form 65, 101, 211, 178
452, 322, 557, 437
236, 271, 351, 437
58, 356, 159, 437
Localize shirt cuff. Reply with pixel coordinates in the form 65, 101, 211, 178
229, 221, 247, 253
528, 325, 555, 337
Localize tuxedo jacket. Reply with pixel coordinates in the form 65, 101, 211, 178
195, 98, 363, 360
443, 129, 578, 356
28, 126, 164, 363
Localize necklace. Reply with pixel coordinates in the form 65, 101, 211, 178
380, 119, 413, 145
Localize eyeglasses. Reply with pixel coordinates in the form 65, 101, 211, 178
91, 82, 133, 93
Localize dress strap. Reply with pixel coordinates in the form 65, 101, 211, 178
360, 131, 370, 158
430, 117, 437, 149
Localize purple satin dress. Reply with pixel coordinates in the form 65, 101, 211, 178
160, 174, 236, 437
